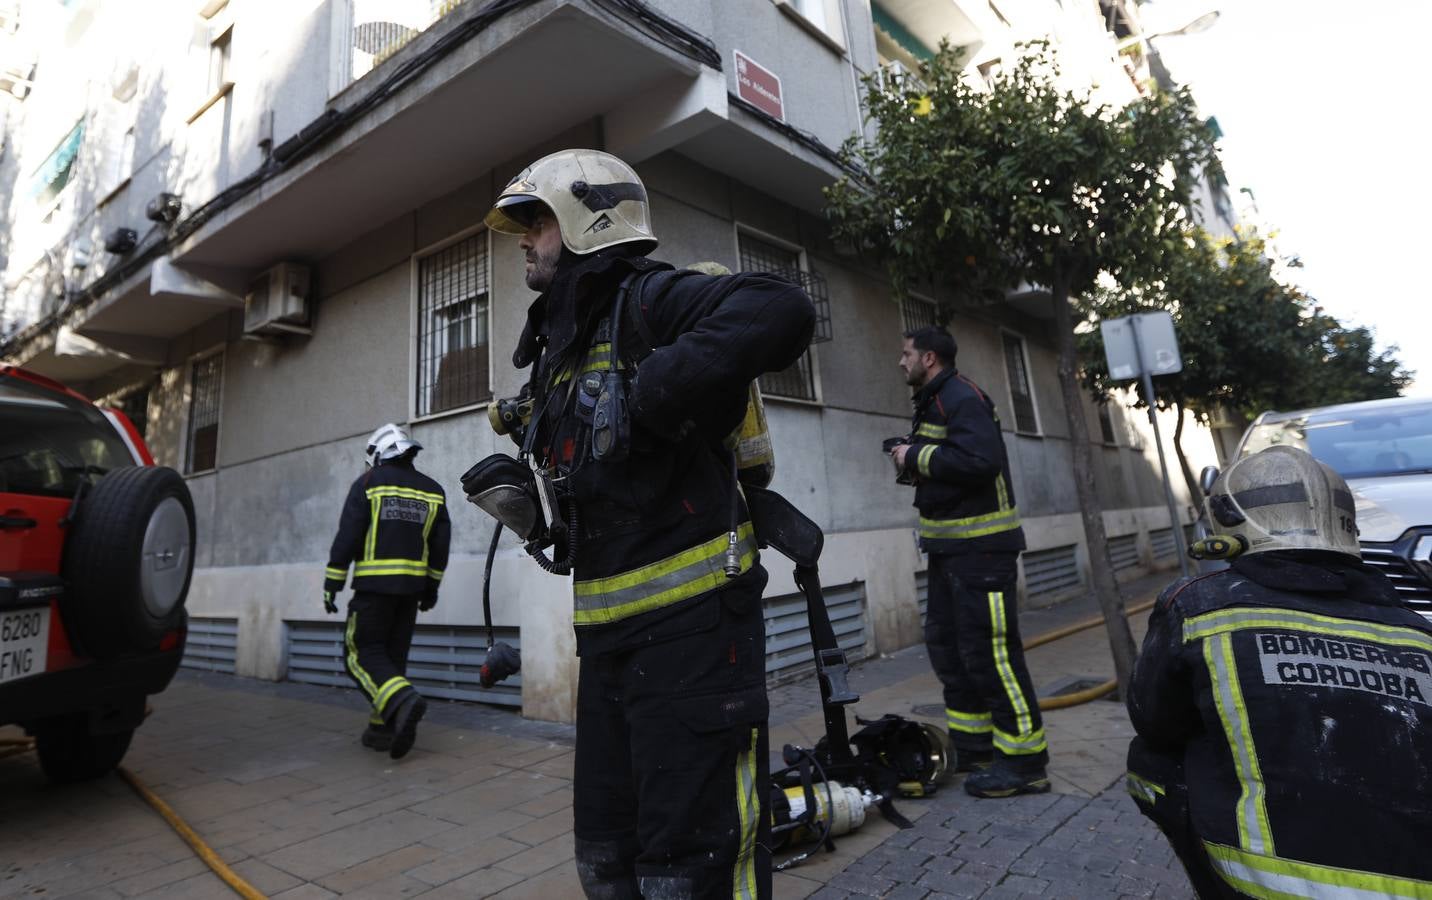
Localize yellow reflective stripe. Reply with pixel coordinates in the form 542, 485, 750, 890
1184, 608, 1432, 654
373, 676, 411, 715
989, 591, 1035, 737
1204, 634, 1274, 856
996, 474, 1009, 511
916, 423, 947, 438
427, 568, 444, 581
992, 725, 1047, 755
355, 560, 430, 577
919, 508, 1022, 540
365, 486, 445, 504
368, 711, 384, 726
1126, 772, 1165, 805
1204, 842, 1432, 900
324, 566, 347, 580
732, 727, 759, 900
946, 708, 992, 734
550, 342, 622, 387
365, 496, 379, 561
917, 443, 937, 477
572, 525, 758, 626
345, 613, 378, 699
420, 497, 438, 567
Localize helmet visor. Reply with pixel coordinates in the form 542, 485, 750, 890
484, 195, 547, 236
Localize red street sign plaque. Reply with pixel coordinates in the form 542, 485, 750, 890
734, 50, 784, 122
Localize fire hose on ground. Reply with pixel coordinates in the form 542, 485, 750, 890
0, 596, 1161, 897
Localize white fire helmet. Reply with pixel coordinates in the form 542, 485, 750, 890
1205, 445, 1361, 559
484, 149, 657, 256
365, 423, 421, 467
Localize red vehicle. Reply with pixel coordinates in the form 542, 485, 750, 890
0, 366, 193, 782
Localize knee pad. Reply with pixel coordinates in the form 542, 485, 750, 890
574, 838, 640, 900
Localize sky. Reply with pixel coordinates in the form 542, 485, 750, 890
1147, 0, 1431, 396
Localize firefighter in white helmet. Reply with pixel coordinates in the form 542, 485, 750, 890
324, 423, 450, 760
1127, 445, 1432, 897
478, 150, 814, 898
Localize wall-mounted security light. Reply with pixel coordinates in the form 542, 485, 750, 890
145, 192, 182, 224
104, 228, 138, 254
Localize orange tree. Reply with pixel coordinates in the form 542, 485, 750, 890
825, 42, 1217, 690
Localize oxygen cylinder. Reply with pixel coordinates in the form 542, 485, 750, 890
729, 381, 774, 488
769, 781, 871, 849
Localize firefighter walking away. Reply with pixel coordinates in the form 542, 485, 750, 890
1127, 445, 1432, 898
324, 423, 451, 760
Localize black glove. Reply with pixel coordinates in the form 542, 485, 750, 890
323, 591, 338, 615
419, 585, 438, 612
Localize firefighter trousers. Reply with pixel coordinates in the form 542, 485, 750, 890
573, 584, 771, 899
1126, 738, 1250, 899
343, 591, 421, 729
925, 551, 1048, 769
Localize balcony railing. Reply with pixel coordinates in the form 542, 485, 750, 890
332, 0, 464, 95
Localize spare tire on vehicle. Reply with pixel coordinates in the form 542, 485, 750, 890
61, 466, 195, 659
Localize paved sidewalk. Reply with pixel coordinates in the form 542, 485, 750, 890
0, 572, 1187, 898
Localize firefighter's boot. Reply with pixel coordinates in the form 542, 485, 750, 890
361, 723, 394, 753
964, 761, 1050, 798
953, 748, 993, 774
388, 693, 427, 760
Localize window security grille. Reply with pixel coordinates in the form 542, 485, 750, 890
1002, 333, 1038, 433
186, 354, 222, 472
1023, 544, 1081, 601
902, 296, 938, 333
738, 233, 816, 400
764, 581, 867, 684
1097, 401, 1117, 444
181, 617, 238, 673
416, 233, 490, 416
1109, 533, 1141, 571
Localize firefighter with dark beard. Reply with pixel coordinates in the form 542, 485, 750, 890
1127, 445, 1432, 898
482, 150, 814, 899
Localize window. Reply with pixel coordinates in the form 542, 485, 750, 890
186, 353, 223, 473
416, 231, 490, 416
776, 0, 844, 48
1097, 401, 1117, 445
0, 381, 133, 499
29, 121, 84, 208
901, 295, 937, 333
117, 387, 150, 441
207, 25, 231, 95
738, 231, 816, 401
1001, 332, 1039, 434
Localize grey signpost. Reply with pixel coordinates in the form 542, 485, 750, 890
1099, 312, 1191, 577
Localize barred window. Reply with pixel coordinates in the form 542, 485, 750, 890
1097, 401, 1117, 445
901, 295, 938, 332
186, 354, 222, 473
416, 232, 490, 416
1001, 332, 1039, 434
738, 232, 816, 401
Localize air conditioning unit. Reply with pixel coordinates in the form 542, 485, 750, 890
244, 262, 311, 337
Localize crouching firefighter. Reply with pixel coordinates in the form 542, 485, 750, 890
324, 424, 451, 760
1127, 445, 1432, 898
466, 149, 814, 899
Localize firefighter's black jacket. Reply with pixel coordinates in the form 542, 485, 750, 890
1129, 550, 1432, 892
518, 250, 815, 655
901, 368, 1025, 555
324, 458, 451, 597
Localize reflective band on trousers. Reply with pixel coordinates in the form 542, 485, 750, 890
919, 507, 1022, 540
572, 524, 758, 626
1204, 633, 1274, 856
1126, 772, 1164, 805
1204, 842, 1432, 900
947, 708, 992, 734
733, 727, 760, 900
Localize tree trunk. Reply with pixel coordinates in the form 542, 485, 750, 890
1172, 401, 1201, 504
1050, 272, 1138, 695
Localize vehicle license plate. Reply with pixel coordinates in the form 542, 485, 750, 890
0, 606, 49, 684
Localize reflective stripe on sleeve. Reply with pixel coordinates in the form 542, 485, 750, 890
917, 443, 937, 477
1126, 772, 1165, 805
916, 423, 947, 439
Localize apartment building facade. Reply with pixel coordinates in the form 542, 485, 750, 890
0, 0, 1227, 721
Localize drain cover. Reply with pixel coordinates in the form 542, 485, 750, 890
911, 704, 945, 717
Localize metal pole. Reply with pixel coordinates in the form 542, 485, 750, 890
1131, 317, 1191, 577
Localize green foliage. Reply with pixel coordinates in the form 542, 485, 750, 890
825, 41, 1219, 303
1078, 229, 1413, 420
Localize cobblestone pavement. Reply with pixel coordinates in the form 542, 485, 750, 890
0, 572, 1187, 898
